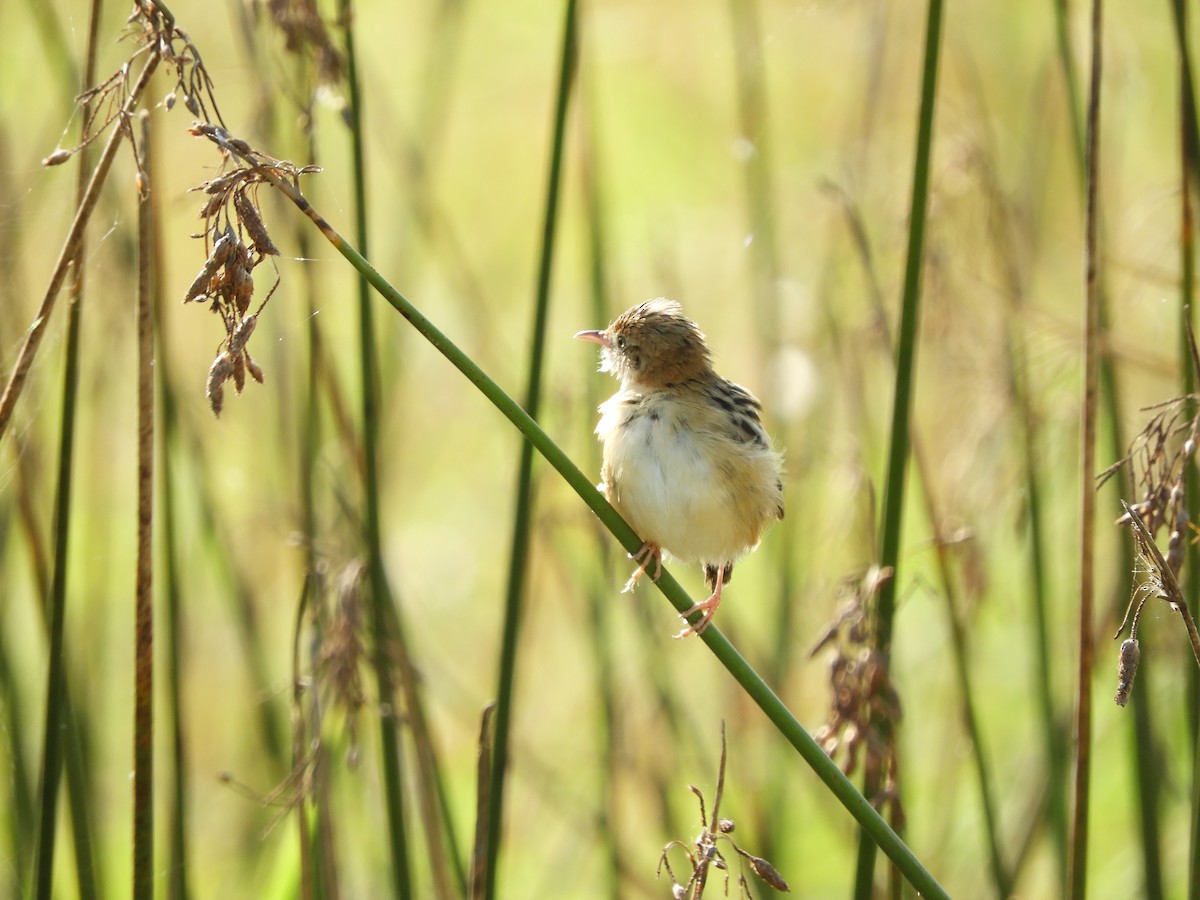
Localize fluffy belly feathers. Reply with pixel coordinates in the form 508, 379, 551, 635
597, 393, 779, 566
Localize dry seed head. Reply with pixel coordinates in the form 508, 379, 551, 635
1115, 638, 1140, 707
230, 315, 256, 354
233, 267, 254, 316
183, 230, 235, 303
744, 854, 790, 892
197, 191, 225, 221
235, 190, 279, 256
207, 379, 225, 417
206, 351, 234, 417
1167, 508, 1188, 575
43, 149, 72, 167
245, 353, 265, 384
232, 353, 246, 394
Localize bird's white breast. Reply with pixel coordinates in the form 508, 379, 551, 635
596, 390, 768, 566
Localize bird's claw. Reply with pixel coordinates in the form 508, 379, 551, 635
673, 597, 719, 639
622, 542, 662, 593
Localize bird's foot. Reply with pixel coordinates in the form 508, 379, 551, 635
622, 542, 663, 593
673, 590, 723, 639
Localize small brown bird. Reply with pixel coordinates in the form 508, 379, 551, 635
576, 298, 784, 638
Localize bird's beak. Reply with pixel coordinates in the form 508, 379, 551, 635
574, 329, 611, 349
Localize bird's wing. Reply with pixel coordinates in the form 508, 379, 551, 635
704, 379, 770, 449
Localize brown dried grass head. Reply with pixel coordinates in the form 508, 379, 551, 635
809, 565, 904, 825
184, 123, 321, 416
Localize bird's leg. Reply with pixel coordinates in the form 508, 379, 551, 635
622, 542, 663, 593
674, 566, 727, 639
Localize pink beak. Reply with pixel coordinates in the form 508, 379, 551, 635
574, 329, 611, 348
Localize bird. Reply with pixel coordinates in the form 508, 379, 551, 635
575, 298, 784, 638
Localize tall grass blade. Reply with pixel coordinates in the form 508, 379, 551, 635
1068, 2, 1103, 897
131, 108, 156, 900
485, 2, 578, 896
1169, 0, 1200, 891
150, 94, 191, 900
31, 1, 105, 892
336, 0, 412, 893
854, 0, 944, 894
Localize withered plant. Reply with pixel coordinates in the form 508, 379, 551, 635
809, 565, 904, 826
182, 122, 318, 415
657, 723, 790, 898
1101, 322, 1200, 705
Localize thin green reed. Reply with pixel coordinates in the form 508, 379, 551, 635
32, 0, 104, 895
853, 0, 943, 895
336, 0, 412, 893
151, 116, 192, 900
485, 1, 579, 896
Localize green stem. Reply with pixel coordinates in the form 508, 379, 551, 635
1069, 2, 1104, 897
1169, 8, 1200, 897
337, 0, 411, 894
32, 2, 105, 894
132, 108, 155, 900
855, 0, 943, 893
484, 2, 578, 896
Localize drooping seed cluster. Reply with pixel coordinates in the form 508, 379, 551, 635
809, 565, 904, 823
1104, 388, 1200, 704
184, 123, 322, 416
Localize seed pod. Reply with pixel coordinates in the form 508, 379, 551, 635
197, 190, 225, 220
42, 149, 72, 167
235, 191, 279, 256
230, 315, 256, 354
206, 351, 234, 417
232, 266, 254, 317
1114, 638, 1140, 708
745, 854, 790, 892
245, 353, 265, 384
183, 232, 235, 303
232, 353, 246, 394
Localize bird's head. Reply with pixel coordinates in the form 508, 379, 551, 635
575, 298, 712, 390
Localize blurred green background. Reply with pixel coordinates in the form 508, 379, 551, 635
1, 0, 1197, 897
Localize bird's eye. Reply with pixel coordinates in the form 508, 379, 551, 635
616, 335, 627, 351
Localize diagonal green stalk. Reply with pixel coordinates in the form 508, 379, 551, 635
242, 173, 950, 900
336, 0, 411, 894
484, 2, 578, 896
854, 0, 943, 894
